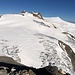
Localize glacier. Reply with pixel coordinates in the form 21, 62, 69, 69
0, 12, 75, 75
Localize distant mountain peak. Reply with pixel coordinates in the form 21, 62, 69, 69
20, 10, 44, 19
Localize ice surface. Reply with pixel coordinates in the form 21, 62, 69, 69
0, 13, 75, 74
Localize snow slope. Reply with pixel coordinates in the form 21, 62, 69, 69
0, 12, 75, 75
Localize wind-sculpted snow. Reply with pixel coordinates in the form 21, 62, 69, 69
33, 20, 50, 28
0, 12, 75, 75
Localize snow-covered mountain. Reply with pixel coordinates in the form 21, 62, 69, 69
0, 11, 75, 75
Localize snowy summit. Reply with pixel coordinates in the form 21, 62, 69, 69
0, 11, 75, 75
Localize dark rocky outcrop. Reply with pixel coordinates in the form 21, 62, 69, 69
58, 40, 75, 71
30, 12, 44, 20
20, 10, 43, 19
21, 10, 26, 16
45, 66, 59, 75
62, 32, 75, 40
0, 61, 71, 75
21, 10, 26, 13
0, 56, 23, 66
0, 15, 2, 18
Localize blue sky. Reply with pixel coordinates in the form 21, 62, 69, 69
0, 0, 75, 22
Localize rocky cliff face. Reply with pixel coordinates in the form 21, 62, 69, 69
0, 63, 70, 75
0, 56, 71, 75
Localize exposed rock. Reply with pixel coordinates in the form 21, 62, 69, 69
20, 10, 26, 16
58, 69, 66, 75
20, 70, 29, 75
62, 32, 75, 40
0, 15, 2, 18
0, 56, 23, 66
58, 40, 75, 71
21, 10, 26, 13
0, 64, 71, 75
0, 69, 7, 75
29, 69, 36, 75
30, 12, 44, 19
45, 66, 59, 75
0, 56, 71, 75
37, 12, 44, 20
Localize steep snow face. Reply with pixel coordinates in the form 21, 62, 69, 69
0, 13, 75, 75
